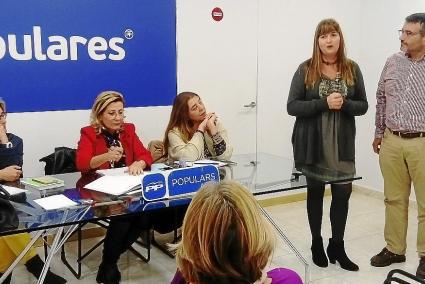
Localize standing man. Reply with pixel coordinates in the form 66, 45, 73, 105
371, 13, 425, 279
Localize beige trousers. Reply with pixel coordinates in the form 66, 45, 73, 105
379, 128, 425, 256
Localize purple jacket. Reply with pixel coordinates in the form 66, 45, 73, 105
170, 268, 303, 284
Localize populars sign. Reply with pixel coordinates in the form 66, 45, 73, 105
0, 26, 126, 61
168, 165, 219, 197
0, 0, 176, 113
141, 165, 220, 201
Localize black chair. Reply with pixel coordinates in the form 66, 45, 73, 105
39, 147, 77, 175
384, 269, 425, 284
39, 147, 78, 262
39, 147, 151, 279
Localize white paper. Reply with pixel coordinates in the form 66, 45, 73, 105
34, 194, 78, 210
192, 159, 227, 167
173, 159, 227, 167
150, 163, 169, 172
84, 175, 142, 196
96, 167, 129, 176
1, 185, 28, 195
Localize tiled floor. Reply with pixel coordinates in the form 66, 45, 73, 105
8, 190, 422, 283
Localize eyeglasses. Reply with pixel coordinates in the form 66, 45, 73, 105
106, 111, 125, 119
398, 29, 422, 38
0, 113, 6, 120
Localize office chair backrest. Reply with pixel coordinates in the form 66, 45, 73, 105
39, 147, 77, 175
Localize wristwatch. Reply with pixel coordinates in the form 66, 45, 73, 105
1, 142, 13, 148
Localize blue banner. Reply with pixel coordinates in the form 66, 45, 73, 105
0, 0, 176, 113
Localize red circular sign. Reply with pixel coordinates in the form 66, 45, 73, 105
211, 7, 223, 21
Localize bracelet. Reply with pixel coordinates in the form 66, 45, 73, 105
0, 142, 12, 148
211, 133, 223, 144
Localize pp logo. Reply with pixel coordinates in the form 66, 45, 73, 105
145, 182, 164, 192
142, 173, 167, 201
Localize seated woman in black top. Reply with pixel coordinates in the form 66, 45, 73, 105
0, 98, 66, 284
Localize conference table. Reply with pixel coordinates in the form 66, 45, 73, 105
0, 152, 361, 284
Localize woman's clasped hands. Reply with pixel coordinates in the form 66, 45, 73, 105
198, 112, 218, 135
327, 92, 344, 110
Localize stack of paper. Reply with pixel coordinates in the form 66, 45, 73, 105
84, 175, 142, 196
34, 194, 78, 210
1, 185, 28, 195
21, 176, 65, 190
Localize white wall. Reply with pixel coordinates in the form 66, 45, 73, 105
7, 107, 171, 176
256, 0, 424, 199
256, 0, 362, 160
7, 0, 425, 200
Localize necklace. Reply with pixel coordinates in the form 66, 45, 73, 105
322, 59, 337, 65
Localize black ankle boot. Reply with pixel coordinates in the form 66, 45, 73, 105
0, 272, 12, 284
25, 255, 67, 284
326, 238, 359, 271
311, 237, 328, 267
96, 261, 121, 284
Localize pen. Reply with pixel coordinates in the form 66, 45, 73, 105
220, 160, 237, 165
92, 200, 123, 207
125, 189, 143, 195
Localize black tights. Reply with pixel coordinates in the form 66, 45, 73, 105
306, 177, 352, 241
103, 215, 151, 264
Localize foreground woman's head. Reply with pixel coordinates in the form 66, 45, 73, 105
176, 181, 275, 284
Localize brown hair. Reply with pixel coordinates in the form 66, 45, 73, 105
90, 91, 125, 133
176, 181, 275, 284
406, 13, 425, 35
0, 98, 6, 113
305, 18, 355, 88
163, 92, 199, 155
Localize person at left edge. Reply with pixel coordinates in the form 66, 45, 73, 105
76, 91, 153, 284
0, 98, 67, 284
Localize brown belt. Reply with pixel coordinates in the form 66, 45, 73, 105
389, 129, 425, 139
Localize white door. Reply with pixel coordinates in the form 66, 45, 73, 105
176, 0, 258, 157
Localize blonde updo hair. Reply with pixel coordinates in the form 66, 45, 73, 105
90, 91, 125, 133
176, 181, 276, 284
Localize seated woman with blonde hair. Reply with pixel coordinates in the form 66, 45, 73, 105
76, 91, 153, 284
171, 181, 303, 284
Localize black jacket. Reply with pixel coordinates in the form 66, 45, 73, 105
0, 133, 23, 169
287, 60, 368, 169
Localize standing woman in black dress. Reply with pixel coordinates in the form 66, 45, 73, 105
287, 19, 368, 271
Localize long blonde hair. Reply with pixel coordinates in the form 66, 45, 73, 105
305, 18, 355, 88
176, 181, 275, 284
90, 91, 125, 133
